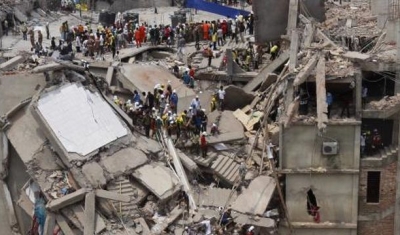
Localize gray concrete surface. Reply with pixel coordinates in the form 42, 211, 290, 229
101, 147, 148, 176
82, 162, 107, 187
0, 182, 15, 235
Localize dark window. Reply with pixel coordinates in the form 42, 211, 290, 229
367, 171, 381, 203
307, 189, 318, 215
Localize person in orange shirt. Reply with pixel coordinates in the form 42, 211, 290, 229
203, 21, 209, 40
134, 28, 141, 48
139, 24, 146, 43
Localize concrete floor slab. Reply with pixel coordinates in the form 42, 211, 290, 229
119, 64, 195, 98
231, 175, 276, 215
132, 164, 181, 200
101, 147, 148, 176
82, 162, 107, 187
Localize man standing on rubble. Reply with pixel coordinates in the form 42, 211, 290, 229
326, 92, 333, 118
217, 86, 225, 111
200, 132, 207, 158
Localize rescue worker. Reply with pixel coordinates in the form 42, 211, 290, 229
200, 132, 207, 158
270, 44, 279, 61
38, 30, 43, 46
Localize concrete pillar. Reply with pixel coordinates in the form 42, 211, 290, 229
394, 116, 400, 235
352, 125, 361, 235
355, 71, 362, 120
84, 192, 95, 235
0, 132, 8, 179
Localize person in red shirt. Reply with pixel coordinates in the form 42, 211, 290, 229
134, 28, 141, 48
200, 132, 207, 158
203, 21, 209, 40
188, 65, 195, 78
221, 20, 228, 42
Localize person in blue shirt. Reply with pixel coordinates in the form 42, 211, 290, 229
183, 70, 191, 85
133, 90, 141, 104
326, 92, 333, 118
170, 90, 179, 113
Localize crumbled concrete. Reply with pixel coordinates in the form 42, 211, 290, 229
136, 136, 162, 155
224, 85, 255, 111
82, 162, 107, 187
101, 147, 148, 176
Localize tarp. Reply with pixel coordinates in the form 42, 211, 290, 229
185, 0, 250, 18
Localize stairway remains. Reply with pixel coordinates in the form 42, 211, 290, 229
211, 155, 240, 185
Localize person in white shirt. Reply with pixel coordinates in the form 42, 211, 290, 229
217, 85, 225, 111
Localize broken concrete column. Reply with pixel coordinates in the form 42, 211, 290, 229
293, 54, 318, 86
0, 56, 25, 71
47, 188, 88, 211
315, 56, 328, 130
43, 212, 56, 235
55, 215, 75, 235
84, 192, 96, 235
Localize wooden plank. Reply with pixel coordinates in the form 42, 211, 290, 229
293, 54, 318, 86
315, 56, 328, 130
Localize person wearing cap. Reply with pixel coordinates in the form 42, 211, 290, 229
170, 90, 178, 113
210, 123, 219, 135
191, 96, 201, 111
155, 116, 163, 140
133, 90, 141, 104
246, 226, 255, 235
200, 132, 207, 158
169, 120, 178, 142
159, 94, 166, 114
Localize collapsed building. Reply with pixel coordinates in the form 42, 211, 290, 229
2, 0, 400, 234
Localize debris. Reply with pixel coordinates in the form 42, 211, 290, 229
84, 192, 96, 235
95, 189, 131, 203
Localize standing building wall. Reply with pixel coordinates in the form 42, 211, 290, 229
279, 123, 360, 235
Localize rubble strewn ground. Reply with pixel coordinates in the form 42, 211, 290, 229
2, 0, 400, 234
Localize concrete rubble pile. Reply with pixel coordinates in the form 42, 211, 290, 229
367, 94, 400, 110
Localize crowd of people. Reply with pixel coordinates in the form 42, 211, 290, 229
113, 78, 225, 158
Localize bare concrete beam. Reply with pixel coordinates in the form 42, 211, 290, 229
303, 22, 315, 47
0, 56, 25, 71
84, 192, 96, 235
289, 30, 299, 72
284, 97, 300, 128
56, 214, 75, 235
293, 54, 318, 86
106, 67, 114, 86
287, 0, 299, 35
31, 63, 64, 73
47, 188, 88, 211
299, 14, 338, 49
315, 56, 328, 130
44, 212, 56, 235
95, 189, 131, 202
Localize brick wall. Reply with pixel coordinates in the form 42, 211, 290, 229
358, 161, 397, 235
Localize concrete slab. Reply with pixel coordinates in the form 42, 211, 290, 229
47, 188, 88, 211
6, 106, 47, 164
207, 111, 245, 144
0, 73, 45, 116
151, 205, 183, 234
101, 147, 148, 176
56, 215, 76, 235
0, 56, 25, 70
132, 164, 181, 200
71, 205, 106, 234
82, 162, 107, 187
231, 175, 276, 215
35, 83, 129, 156
119, 64, 195, 98
194, 187, 238, 208
136, 136, 162, 155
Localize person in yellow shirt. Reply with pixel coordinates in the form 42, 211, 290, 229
212, 32, 218, 50
210, 96, 217, 112
270, 44, 279, 61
